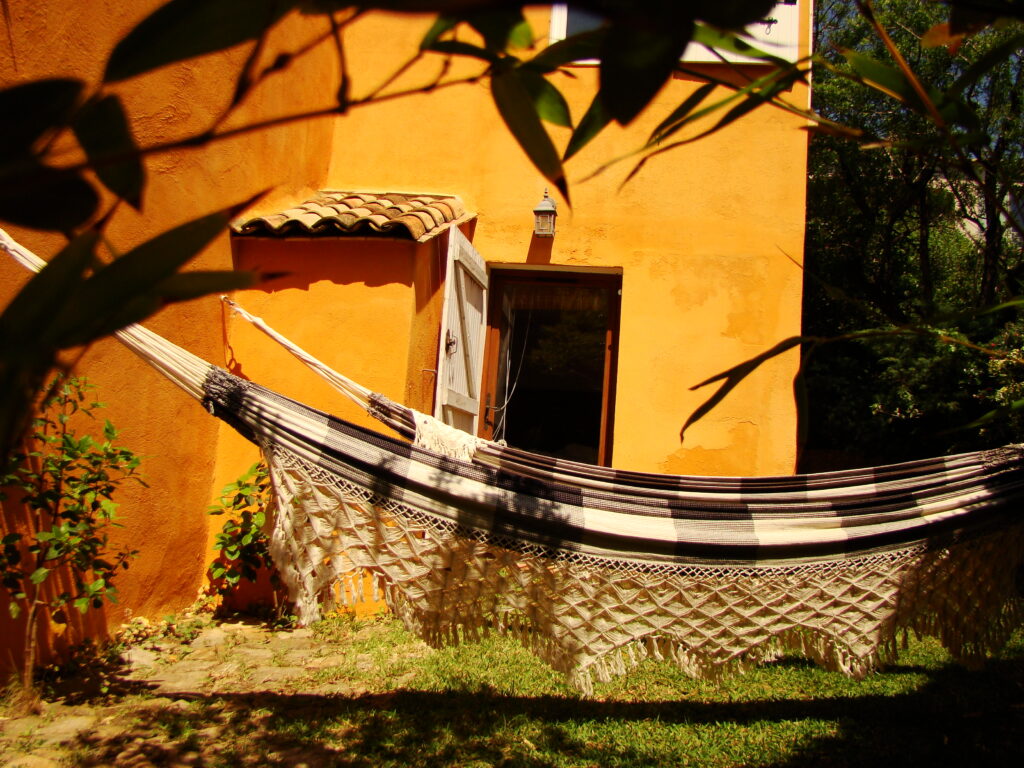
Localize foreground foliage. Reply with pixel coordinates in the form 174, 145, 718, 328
0, 375, 142, 698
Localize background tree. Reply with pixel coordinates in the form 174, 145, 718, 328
801, 0, 1024, 467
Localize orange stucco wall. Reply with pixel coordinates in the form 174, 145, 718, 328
2, 2, 810, 669
0, 1, 338, 668
322, 7, 810, 476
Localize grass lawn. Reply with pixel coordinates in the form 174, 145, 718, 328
36, 614, 1022, 767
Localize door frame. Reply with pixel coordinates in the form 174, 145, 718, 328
479, 267, 621, 465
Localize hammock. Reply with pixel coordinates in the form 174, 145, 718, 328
5, 232, 1024, 693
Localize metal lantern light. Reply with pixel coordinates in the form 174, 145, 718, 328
533, 188, 557, 237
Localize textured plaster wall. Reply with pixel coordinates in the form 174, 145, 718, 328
0, 0, 338, 667
0, 1, 811, 669
323, 7, 811, 477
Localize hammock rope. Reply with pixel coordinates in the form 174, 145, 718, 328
5, 231, 1024, 693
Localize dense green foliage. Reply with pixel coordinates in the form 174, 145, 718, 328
0, 375, 141, 690
206, 461, 279, 597
801, 0, 1024, 466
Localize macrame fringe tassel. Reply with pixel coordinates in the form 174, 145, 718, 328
262, 445, 1024, 695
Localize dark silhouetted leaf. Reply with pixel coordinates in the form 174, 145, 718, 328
681, 336, 808, 439
518, 69, 571, 127
425, 39, 499, 62
51, 207, 239, 345
843, 50, 978, 130
526, 28, 605, 73
693, 0, 777, 29
0, 79, 83, 160
491, 63, 568, 202
949, 32, 1024, 96
0, 163, 99, 231
0, 232, 98, 346
599, 14, 693, 125
105, 0, 293, 82
648, 82, 717, 145
564, 93, 611, 160
420, 15, 459, 50
72, 95, 146, 209
154, 270, 256, 301
467, 8, 531, 50
689, 21, 785, 64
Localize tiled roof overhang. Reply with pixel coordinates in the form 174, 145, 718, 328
231, 191, 474, 243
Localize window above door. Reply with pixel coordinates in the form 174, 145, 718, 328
548, 2, 801, 64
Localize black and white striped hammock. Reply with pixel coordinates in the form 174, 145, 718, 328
5, 232, 1024, 692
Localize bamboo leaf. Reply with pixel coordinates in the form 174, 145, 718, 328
525, 29, 605, 73
425, 39, 499, 63
467, 8, 531, 51
491, 64, 568, 202
72, 95, 145, 209
681, 336, 808, 439
0, 232, 98, 346
689, 22, 784, 64
648, 82, 717, 145
48, 198, 260, 346
599, 15, 694, 125
564, 93, 611, 161
518, 69, 572, 127
0, 79, 83, 159
420, 15, 459, 50
105, 0, 293, 81
948, 32, 1024, 96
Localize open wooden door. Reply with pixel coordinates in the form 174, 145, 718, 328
434, 226, 488, 433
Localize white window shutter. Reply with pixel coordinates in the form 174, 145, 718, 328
435, 226, 488, 434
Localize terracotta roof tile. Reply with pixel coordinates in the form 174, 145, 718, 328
232, 191, 473, 242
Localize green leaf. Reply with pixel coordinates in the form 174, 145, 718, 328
490, 64, 568, 202
72, 95, 145, 209
843, 50, 916, 103
563, 93, 611, 161
29, 566, 50, 585
8, 601, 20, 619
599, 15, 694, 125
73, 596, 90, 613
105, 0, 294, 82
518, 70, 572, 127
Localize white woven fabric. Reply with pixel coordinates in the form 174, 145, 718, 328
263, 442, 1024, 693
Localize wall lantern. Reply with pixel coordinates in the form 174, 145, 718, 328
533, 188, 558, 237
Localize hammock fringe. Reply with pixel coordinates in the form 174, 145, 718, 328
3, 238, 1022, 694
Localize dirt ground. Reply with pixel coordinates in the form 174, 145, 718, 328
0, 617, 400, 767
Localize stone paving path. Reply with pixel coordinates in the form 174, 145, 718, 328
0, 619, 384, 767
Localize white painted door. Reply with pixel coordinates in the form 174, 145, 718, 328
435, 226, 488, 434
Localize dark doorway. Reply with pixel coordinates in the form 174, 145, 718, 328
481, 270, 621, 465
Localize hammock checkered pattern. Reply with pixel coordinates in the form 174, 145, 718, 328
4, 231, 1023, 691
201, 367, 1024, 691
